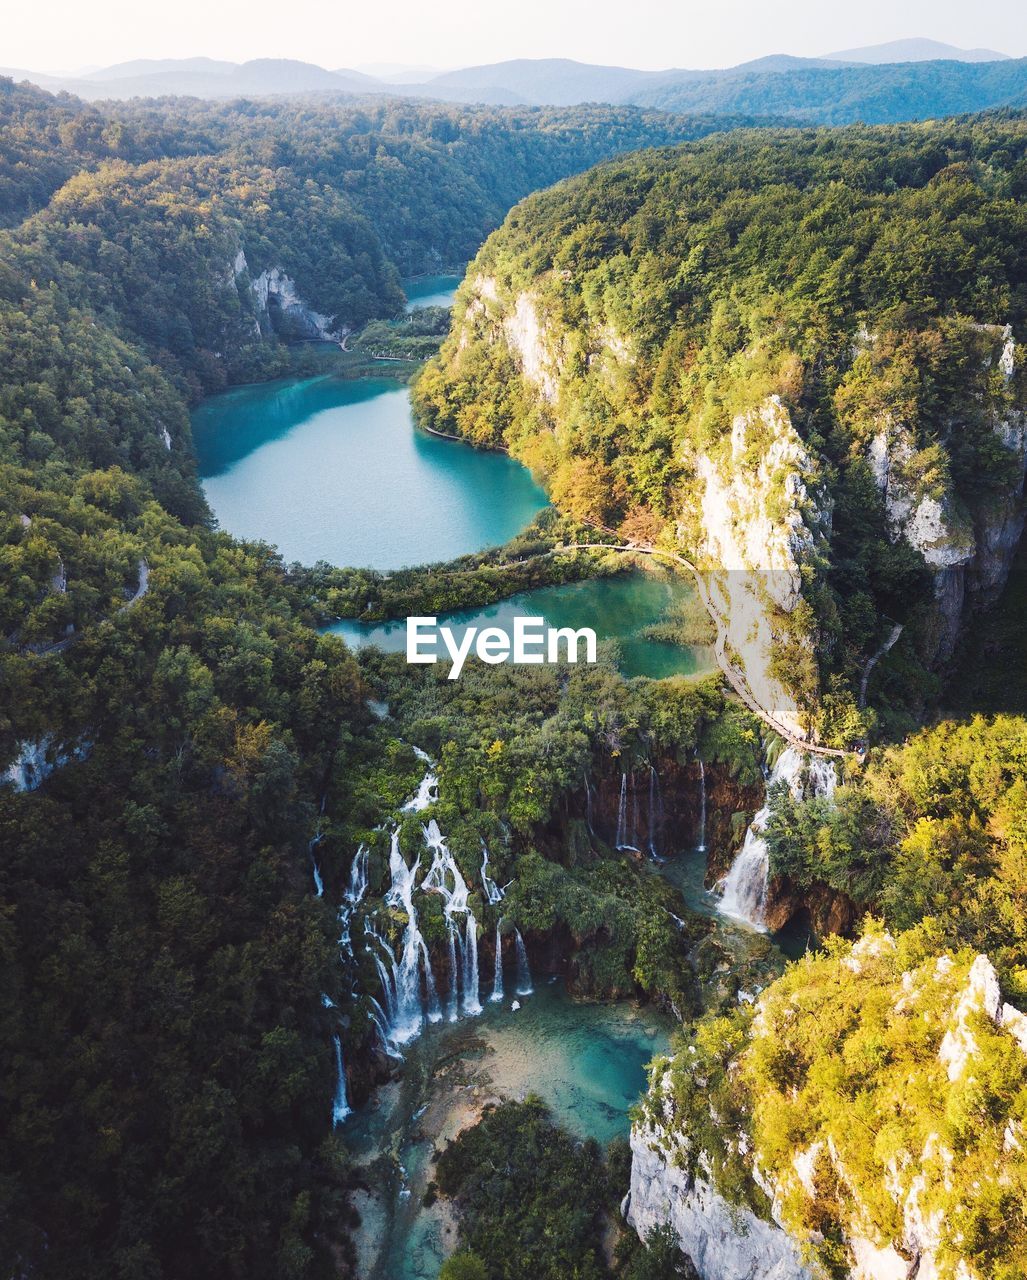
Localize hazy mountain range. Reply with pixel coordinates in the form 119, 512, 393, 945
2, 39, 1025, 125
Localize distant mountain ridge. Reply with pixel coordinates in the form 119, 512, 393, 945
3, 43, 1026, 124
825, 37, 1009, 64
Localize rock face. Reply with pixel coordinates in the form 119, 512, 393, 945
695, 396, 828, 737
630, 939, 1027, 1280
249, 265, 340, 341
627, 1123, 813, 1280
228, 249, 344, 343
865, 324, 1027, 661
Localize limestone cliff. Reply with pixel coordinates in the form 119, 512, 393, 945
693, 396, 829, 737
863, 325, 1026, 660
231, 249, 345, 344
628, 935, 1027, 1279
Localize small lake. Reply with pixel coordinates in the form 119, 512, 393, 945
348, 979, 670, 1280
192, 376, 547, 569
329, 570, 717, 680
403, 274, 462, 311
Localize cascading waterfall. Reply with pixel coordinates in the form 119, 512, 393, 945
480, 843, 504, 905
338, 844, 369, 948
422, 820, 481, 1016
361, 751, 512, 1055
403, 747, 439, 812
718, 747, 836, 929
463, 914, 482, 1015
647, 765, 664, 859
491, 925, 504, 1002
345, 845, 369, 904
697, 758, 707, 852
514, 928, 534, 996
380, 830, 441, 1042
331, 1035, 351, 1126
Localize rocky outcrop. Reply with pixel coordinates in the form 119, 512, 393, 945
249, 265, 340, 342
694, 397, 829, 738
228, 249, 344, 343
630, 938, 1027, 1280
627, 1120, 813, 1280
865, 324, 1026, 661
3, 736, 90, 791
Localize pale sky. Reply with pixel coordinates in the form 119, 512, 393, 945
6, 0, 1025, 75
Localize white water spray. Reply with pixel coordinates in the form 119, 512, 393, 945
717, 747, 836, 929
490, 925, 504, 1002
331, 1035, 351, 1126
514, 928, 533, 996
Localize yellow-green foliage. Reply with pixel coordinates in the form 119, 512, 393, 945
658, 925, 1027, 1278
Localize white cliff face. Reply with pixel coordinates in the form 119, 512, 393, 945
865, 326, 1026, 660
633, 943, 1027, 1280
627, 1121, 814, 1280
503, 292, 559, 401
463, 274, 560, 400
696, 396, 826, 736
249, 266, 340, 341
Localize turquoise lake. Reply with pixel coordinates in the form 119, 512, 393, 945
192, 375, 548, 569
403, 274, 462, 310
329, 571, 717, 680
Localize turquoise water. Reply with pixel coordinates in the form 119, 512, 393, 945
192, 376, 547, 569
402, 274, 461, 311
329, 571, 717, 680
348, 979, 670, 1280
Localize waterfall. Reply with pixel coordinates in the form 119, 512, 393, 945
697, 758, 707, 852
616, 773, 639, 851
647, 766, 664, 859
480, 844, 504, 905
514, 928, 534, 996
490, 925, 504, 1002
717, 747, 833, 929
366, 800, 510, 1051
309, 816, 325, 896
331, 1035, 351, 1127
338, 844, 369, 949
463, 914, 482, 1015
584, 772, 595, 835
403, 747, 439, 812
345, 845, 369, 905
379, 830, 440, 1043
446, 922, 460, 1021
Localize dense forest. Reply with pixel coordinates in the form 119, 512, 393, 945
3, 72, 1027, 1280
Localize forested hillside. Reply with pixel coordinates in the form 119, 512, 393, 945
416, 116, 1027, 741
